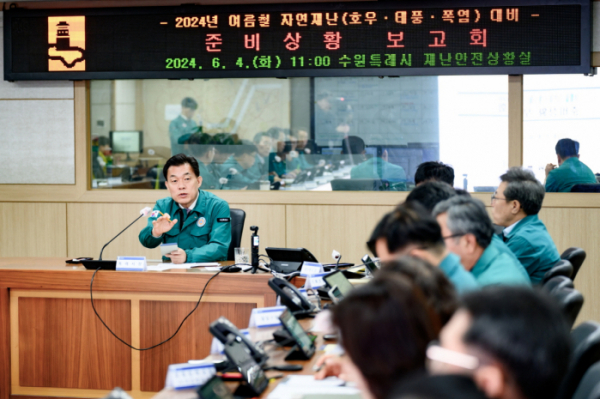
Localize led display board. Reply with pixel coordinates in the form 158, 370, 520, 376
3, 0, 591, 80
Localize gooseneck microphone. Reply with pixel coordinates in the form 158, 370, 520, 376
98, 207, 152, 260
250, 225, 260, 274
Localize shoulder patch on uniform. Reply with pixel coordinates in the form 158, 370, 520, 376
217, 218, 231, 223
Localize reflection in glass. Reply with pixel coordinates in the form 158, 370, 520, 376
90, 76, 508, 191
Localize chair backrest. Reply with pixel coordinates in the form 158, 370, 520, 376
561, 248, 587, 280
573, 361, 600, 399
556, 322, 600, 399
571, 184, 600, 193
227, 208, 246, 261
548, 287, 584, 328
543, 275, 574, 294
542, 259, 574, 284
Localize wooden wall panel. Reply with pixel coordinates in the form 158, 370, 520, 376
0, 203, 67, 257
139, 301, 255, 392
286, 205, 394, 264
229, 204, 286, 250
18, 297, 131, 390
539, 208, 600, 325
67, 203, 161, 260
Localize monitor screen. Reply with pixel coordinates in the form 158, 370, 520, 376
324, 270, 354, 296
110, 131, 143, 153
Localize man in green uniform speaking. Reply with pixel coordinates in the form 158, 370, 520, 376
139, 154, 231, 263
433, 196, 530, 286
545, 138, 597, 192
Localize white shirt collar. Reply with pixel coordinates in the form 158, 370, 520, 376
178, 194, 198, 213
180, 114, 190, 121
503, 219, 521, 236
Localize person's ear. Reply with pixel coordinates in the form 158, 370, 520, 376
473, 365, 505, 399
464, 234, 478, 253
510, 200, 521, 215
197, 175, 203, 188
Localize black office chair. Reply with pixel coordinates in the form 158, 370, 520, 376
331, 179, 390, 191
542, 259, 573, 285
573, 361, 600, 399
547, 287, 584, 328
571, 184, 600, 193
543, 275, 574, 294
227, 208, 246, 261
562, 247, 587, 281
556, 322, 600, 399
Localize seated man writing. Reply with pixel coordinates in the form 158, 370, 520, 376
545, 138, 596, 192
139, 154, 231, 263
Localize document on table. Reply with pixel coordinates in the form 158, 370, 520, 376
147, 262, 220, 271
267, 375, 360, 399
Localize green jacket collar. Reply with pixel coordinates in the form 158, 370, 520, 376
472, 240, 499, 276
504, 214, 539, 239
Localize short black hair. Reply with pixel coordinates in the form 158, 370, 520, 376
379, 256, 458, 326
333, 274, 440, 399
460, 287, 571, 399
555, 138, 579, 158
415, 162, 455, 186
163, 153, 200, 179
406, 182, 457, 214
253, 131, 270, 144
499, 167, 545, 215
181, 97, 198, 110
369, 201, 444, 256
212, 133, 236, 145
341, 136, 365, 155
433, 196, 495, 249
232, 140, 258, 157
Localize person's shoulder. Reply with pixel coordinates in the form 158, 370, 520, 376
155, 196, 174, 209
202, 190, 230, 208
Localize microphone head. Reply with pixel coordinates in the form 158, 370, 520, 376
332, 250, 341, 260
140, 207, 152, 216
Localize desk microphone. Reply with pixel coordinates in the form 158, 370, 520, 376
99, 207, 152, 261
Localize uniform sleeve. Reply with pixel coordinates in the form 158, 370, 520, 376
139, 204, 164, 248
545, 172, 559, 192
505, 235, 537, 277
185, 201, 232, 262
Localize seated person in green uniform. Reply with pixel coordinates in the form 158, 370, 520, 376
368, 202, 478, 294
139, 154, 231, 263
342, 136, 407, 191
186, 133, 221, 190
219, 141, 258, 190
210, 133, 236, 172
291, 127, 314, 170
247, 132, 272, 180
433, 196, 530, 286
433, 287, 571, 399
415, 161, 455, 187
268, 139, 299, 183
169, 97, 199, 156
545, 138, 597, 192
406, 181, 458, 214
491, 168, 560, 284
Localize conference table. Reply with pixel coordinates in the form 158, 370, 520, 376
0, 258, 276, 399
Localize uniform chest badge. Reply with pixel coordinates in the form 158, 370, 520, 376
197, 217, 206, 227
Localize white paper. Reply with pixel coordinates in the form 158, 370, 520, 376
160, 243, 180, 257
165, 104, 181, 121
147, 262, 220, 271
267, 376, 359, 399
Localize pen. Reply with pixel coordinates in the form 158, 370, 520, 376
157, 211, 173, 223
312, 364, 324, 372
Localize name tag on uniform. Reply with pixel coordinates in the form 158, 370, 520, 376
217, 218, 231, 223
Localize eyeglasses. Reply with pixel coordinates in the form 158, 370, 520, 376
426, 341, 479, 371
491, 195, 508, 202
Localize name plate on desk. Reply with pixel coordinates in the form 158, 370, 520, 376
116, 256, 147, 271
302, 272, 328, 289
164, 362, 216, 390
248, 306, 287, 328
300, 262, 324, 275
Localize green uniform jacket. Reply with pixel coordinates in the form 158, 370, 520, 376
169, 115, 198, 156
351, 157, 407, 191
502, 215, 560, 285
269, 153, 298, 181
545, 157, 596, 192
246, 154, 269, 181
471, 235, 531, 286
198, 162, 221, 190
439, 253, 479, 294
220, 156, 258, 189
139, 190, 231, 262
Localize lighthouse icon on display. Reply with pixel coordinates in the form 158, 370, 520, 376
55, 21, 71, 50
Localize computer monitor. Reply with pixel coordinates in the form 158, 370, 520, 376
110, 131, 143, 154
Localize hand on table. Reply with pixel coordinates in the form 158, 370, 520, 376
167, 248, 187, 264
152, 214, 177, 237
314, 354, 343, 380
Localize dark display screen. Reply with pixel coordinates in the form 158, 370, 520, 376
3, 0, 591, 80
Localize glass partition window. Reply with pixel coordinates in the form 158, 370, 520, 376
90, 76, 508, 192
524, 74, 600, 190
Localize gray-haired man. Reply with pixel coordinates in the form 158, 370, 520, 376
433, 196, 530, 286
